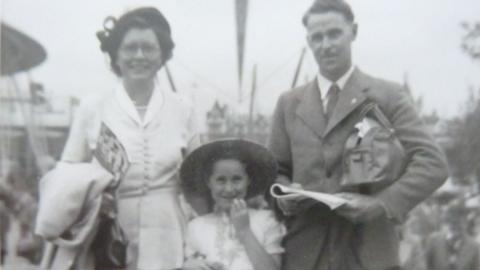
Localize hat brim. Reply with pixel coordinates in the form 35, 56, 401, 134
180, 139, 277, 213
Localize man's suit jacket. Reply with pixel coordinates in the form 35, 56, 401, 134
268, 68, 448, 270
426, 232, 480, 270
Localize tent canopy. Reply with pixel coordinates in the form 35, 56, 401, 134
1, 22, 47, 75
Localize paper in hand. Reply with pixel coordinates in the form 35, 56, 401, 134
270, 183, 347, 210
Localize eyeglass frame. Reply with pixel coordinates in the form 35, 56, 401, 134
118, 42, 162, 58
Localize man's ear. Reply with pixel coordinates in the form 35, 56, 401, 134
306, 35, 313, 50
352, 23, 358, 40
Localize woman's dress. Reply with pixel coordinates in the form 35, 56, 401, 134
61, 83, 198, 269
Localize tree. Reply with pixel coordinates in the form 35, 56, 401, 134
443, 88, 480, 186
461, 22, 480, 62
442, 23, 480, 184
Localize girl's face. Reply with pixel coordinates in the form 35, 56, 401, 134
207, 159, 250, 211
116, 28, 163, 81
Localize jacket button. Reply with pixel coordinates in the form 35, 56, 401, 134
326, 171, 332, 178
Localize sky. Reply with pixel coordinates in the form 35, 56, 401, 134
2, 0, 480, 119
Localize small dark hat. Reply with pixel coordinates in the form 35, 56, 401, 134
115, 7, 171, 36
180, 139, 278, 213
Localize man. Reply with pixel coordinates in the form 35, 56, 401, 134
268, 0, 449, 269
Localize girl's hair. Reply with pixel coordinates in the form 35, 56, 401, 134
202, 151, 252, 183
96, 7, 174, 76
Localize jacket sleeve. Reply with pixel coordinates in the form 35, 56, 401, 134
268, 93, 293, 180
61, 99, 95, 163
374, 87, 449, 223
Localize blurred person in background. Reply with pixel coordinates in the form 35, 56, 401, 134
425, 198, 479, 270
0, 161, 42, 265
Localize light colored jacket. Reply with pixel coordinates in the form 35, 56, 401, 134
61, 82, 199, 197
36, 162, 112, 270
58, 83, 199, 269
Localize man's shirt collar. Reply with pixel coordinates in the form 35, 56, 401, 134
316, 65, 355, 101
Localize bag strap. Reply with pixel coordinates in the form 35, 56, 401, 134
371, 104, 394, 130
359, 102, 394, 131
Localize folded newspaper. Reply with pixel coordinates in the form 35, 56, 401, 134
270, 183, 348, 210
93, 122, 130, 185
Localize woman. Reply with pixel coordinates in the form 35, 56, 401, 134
61, 7, 198, 270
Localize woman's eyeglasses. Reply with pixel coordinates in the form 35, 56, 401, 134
119, 43, 161, 58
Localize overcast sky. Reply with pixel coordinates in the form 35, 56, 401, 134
2, 0, 480, 118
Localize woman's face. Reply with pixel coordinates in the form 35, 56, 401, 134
207, 159, 250, 211
116, 28, 163, 81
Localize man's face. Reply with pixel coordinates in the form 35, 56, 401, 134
306, 11, 357, 81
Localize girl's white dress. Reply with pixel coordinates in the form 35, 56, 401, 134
185, 208, 286, 270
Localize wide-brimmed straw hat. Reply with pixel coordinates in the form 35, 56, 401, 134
180, 139, 277, 213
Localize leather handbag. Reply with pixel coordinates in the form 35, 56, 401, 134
342, 102, 406, 192
91, 188, 128, 269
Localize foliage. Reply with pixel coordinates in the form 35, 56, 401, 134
461, 22, 480, 61
443, 89, 480, 181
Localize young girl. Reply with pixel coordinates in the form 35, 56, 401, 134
180, 139, 285, 270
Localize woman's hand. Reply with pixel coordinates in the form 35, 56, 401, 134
100, 192, 116, 218
183, 258, 225, 270
230, 199, 250, 236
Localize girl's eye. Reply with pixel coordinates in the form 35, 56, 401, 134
215, 176, 226, 183
232, 176, 243, 182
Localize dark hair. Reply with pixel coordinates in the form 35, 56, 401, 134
202, 151, 252, 183
302, 0, 355, 26
96, 7, 174, 76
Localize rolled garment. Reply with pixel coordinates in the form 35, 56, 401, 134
35, 162, 112, 242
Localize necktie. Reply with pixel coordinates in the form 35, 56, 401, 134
325, 83, 340, 119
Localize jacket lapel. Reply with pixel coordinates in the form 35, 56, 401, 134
114, 84, 142, 126
323, 68, 369, 137
295, 80, 327, 138
142, 84, 164, 127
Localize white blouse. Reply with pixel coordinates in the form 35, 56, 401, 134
61, 82, 199, 196
185, 209, 286, 270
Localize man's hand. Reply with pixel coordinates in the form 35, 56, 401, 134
183, 258, 225, 270
334, 192, 386, 223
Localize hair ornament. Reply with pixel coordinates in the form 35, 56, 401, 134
96, 16, 117, 52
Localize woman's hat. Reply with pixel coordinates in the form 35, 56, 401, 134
116, 7, 171, 36
180, 139, 278, 213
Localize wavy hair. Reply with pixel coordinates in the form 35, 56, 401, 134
96, 7, 174, 76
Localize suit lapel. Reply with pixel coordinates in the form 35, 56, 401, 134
295, 80, 327, 138
323, 69, 369, 137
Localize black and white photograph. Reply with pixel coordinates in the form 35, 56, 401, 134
1, 0, 480, 269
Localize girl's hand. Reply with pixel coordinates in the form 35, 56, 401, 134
230, 199, 250, 236
183, 258, 222, 270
